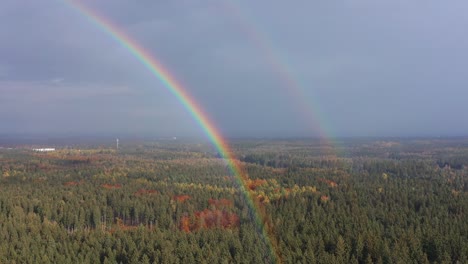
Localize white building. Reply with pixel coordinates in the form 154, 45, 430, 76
33, 148, 56, 152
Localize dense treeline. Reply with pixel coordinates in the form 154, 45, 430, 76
0, 138, 467, 263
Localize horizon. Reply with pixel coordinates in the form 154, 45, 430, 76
1, 132, 467, 145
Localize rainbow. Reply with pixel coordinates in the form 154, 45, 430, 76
221, 1, 337, 151
64, 0, 280, 262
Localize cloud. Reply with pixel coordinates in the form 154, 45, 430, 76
0, 81, 134, 104
0, 80, 197, 135
1, 0, 468, 136
51, 78, 64, 84
0, 64, 8, 78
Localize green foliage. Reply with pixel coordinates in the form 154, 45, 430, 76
0, 138, 467, 263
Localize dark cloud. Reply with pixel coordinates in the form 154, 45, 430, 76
1, 0, 467, 137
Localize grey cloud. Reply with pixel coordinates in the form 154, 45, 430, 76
1, 0, 468, 137
0, 81, 134, 103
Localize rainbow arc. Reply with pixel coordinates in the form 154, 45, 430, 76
65, 1, 280, 262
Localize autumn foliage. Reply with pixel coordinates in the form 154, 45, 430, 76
247, 178, 268, 190
64, 181, 80, 186
173, 195, 191, 202
34, 153, 92, 164
208, 198, 233, 208
319, 178, 338, 187
134, 189, 158, 196
180, 209, 239, 232
180, 215, 191, 232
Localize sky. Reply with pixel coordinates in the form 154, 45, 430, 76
1, 0, 467, 138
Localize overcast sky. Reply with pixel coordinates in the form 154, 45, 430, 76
1, 0, 467, 138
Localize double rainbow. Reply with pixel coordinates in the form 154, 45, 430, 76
222, 1, 336, 150
65, 1, 280, 262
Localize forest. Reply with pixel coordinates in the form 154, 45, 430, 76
0, 138, 466, 263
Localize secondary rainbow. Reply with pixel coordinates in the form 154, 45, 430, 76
221, 1, 338, 151
64, 0, 280, 262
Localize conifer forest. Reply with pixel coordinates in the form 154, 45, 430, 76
0, 138, 466, 263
